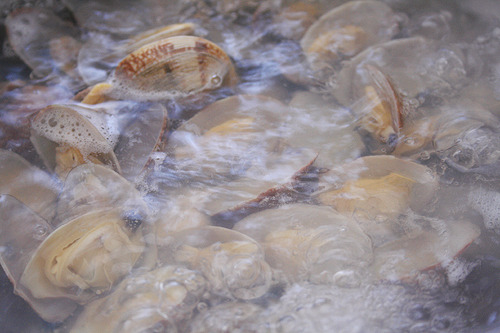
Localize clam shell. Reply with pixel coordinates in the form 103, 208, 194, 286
113, 102, 169, 183
353, 64, 407, 154
110, 36, 238, 100
168, 94, 311, 185
77, 23, 197, 85
160, 226, 272, 300
20, 208, 145, 303
62, 0, 180, 35
299, 0, 400, 80
0, 149, 59, 222
317, 155, 438, 213
373, 218, 480, 281
315, 156, 438, 245
301, 1, 399, 53
5, 7, 80, 78
120, 23, 198, 56
334, 37, 467, 107
287, 90, 364, 168
234, 203, 373, 284
70, 265, 207, 332
0, 195, 78, 322
55, 164, 148, 226
30, 104, 121, 177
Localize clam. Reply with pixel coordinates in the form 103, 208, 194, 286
0, 149, 59, 222
108, 36, 238, 100
30, 104, 121, 178
315, 156, 438, 244
392, 115, 438, 158
113, 102, 169, 183
333, 37, 467, 107
20, 208, 146, 303
287, 90, 364, 168
160, 226, 272, 300
431, 103, 500, 176
70, 265, 207, 332
55, 164, 148, 226
62, 0, 180, 35
234, 204, 373, 284
299, 0, 401, 80
270, 2, 319, 40
5, 8, 81, 80
154, 188, 212, 244
77, 23, 197, 85
77, 83, 114, 105
394, 99, 500, 173
0, 195, 78, 322
373, 217, 480, 281
353, 65, 408, 154
168, 94, 304, 184
163, 94, 317, 227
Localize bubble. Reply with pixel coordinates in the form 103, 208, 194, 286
197, 302, 208, 312
407, 304, 431, 321
48, 117, 57, 127
468, 187, 500, 230
211, 75, 222, 86
33, 224, 48, 240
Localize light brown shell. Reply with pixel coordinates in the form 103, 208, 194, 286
0, 195, 78, 323
20, 208, 145, 303
354, 64, 407, 154
300, 1, 399, 53
0, 149, 59, 222
373, 219, 480, 281
315, 155, 439, 243
30, 104, 121, 178
234, 204, 373, 284
110, 36, 238, 100
160, 226, 272, 300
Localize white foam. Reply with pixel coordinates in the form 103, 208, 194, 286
468, 187, 500, 230
32, 105, 116, 157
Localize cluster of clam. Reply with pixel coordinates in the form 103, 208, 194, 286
0, 0, 495, 331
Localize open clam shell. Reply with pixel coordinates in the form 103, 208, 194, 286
301, 1, 400, 54
234, 203, 373, 284
20, 208, 146, 304
5, 7, 81, 80
353, 64, 407, 154
333, 37, 467, 107
299, 0, 401, 81
0, 195, 78, 322
30, 104, 121, 178
113, 102, 169, 183
0, 149, 59, 222
62, 0, 181, 35
109, 35, 238, 100
70, 265, 207, 333
160, 226, 272, 300
154, 188, 212, 242
55, 164, 148, 226
394, 99, 500, 163
167, 94, 309, 184
373, 218, 480, 281
315, 156, 438, 244
287, 90, 364, 167
317, 155, 438, 214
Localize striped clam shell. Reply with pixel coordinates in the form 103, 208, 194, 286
110, 36, 238, 100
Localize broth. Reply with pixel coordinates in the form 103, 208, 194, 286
1, 0, 500, 332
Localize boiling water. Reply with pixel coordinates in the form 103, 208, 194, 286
1, 0, 500, 332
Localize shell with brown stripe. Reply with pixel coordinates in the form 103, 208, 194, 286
110, 35, 238, 100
